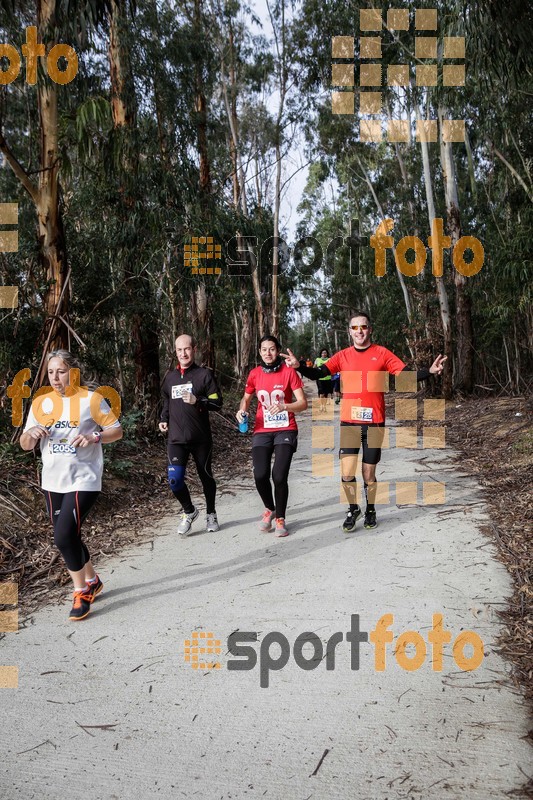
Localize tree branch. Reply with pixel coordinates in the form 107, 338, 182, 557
0, 133, 39, 203
487, 140, 533, 201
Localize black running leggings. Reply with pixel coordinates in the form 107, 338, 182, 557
168, 442, 217, 514
252, 445, 295, 519
44, 490, 99, 572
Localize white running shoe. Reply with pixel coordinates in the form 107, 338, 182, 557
206, 512, 220, 532
178, 507, 199, 536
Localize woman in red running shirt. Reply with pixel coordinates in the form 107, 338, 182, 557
236, 335, 308, 537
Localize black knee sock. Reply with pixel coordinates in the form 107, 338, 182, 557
364, 482, 376, 512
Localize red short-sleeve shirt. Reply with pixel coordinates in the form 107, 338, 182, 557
325, 344, 405, 424
245, 364, 304, 433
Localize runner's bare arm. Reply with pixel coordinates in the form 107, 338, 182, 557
71, 425, 123, 447
19, 425, 50, 450
236, 392, 253, 422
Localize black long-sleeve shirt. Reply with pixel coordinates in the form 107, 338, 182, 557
160, 363, 222, 444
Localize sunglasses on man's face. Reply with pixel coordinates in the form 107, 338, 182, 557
350, 324, 369, 331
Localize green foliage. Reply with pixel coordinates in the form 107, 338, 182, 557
104, 457, 134, 479
0, 0, 531, 423
289, 0, 532, 388
118, 409, 145, 439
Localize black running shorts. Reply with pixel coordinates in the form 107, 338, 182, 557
252, 430, 298, 450
339, 422, 383, 465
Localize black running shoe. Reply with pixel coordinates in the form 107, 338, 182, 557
85, 574, 103, 603
364, 509, 377, 529
342, 506, 362, 532
69, 590, 92, 621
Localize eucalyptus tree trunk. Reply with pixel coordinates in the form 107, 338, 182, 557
0, 0, 69, 371
191, 284, 215, 367
194, 0, 211, 197
36, 0, 69, 355
438, 106, 474, 393
419, 112, 453, 399
355, 157, 414, 355
109, 0, 135, 128
271, 136, 282, 337
232, 300, 252, 377
108, 0, 160, 419
187, 0, 215, 366
267, 0, 289, 338
221, 19, 262, 357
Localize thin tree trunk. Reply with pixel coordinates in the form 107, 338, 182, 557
356, 156, 414, 335
251, 256, 265, 338
503, 336, 512, 390
108, 0, 160, 420
232, 295, 253, 377
220, 25, 262, 345
513, 323, 520, 392
439, 106, 474, 393
271, 142, 282, 337
109, 258, 125, 395
419, 109, 453, 398
267, 0, 288, 337
240, 301, 252, 373
194, 0, 211, 198
232, 302, 240, 377
487, 140, 533, 202
165, 246, 177, 343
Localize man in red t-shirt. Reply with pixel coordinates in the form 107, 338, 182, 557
282, 311, 446, 532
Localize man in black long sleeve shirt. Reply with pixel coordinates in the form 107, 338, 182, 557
159, 334, 223, 536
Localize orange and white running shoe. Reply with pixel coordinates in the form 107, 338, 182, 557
259, 509, 274, 532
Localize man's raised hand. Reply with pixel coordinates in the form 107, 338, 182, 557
280, 348, 299, 368
429, 354, 447, 375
